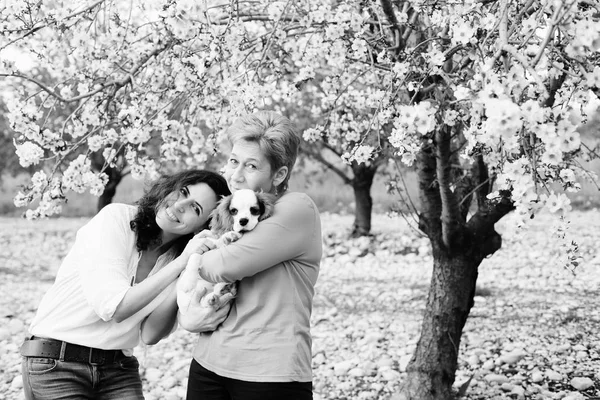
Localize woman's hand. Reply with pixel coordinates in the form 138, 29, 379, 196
181, 230, 217, 262
178, 287, 234, 333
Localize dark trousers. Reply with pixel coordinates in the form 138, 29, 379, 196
186, 359, 312, 400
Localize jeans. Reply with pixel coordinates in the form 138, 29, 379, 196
187, 359, 312, 400
21, 355, 144, 400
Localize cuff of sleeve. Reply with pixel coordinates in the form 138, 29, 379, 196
97, 287, 131, 322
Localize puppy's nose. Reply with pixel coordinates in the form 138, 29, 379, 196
239, 218, 248, 226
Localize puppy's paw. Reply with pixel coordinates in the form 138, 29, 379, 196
200, 292, 219, 308
214, 282, 237, 297
221, 231, 243, 245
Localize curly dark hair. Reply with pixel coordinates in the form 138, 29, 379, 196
130, 170, 230, 252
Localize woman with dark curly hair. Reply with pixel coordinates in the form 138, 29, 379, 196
20, 169, 231, 400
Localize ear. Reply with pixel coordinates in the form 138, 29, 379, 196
210, 195, 234, 234
272, 166, 288, 189
256, 191, 276, 221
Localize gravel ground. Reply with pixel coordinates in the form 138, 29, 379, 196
0, 211, 599, 400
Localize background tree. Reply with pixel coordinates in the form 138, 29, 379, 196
2, 1, 599, 398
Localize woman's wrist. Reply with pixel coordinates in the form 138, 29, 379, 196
171, 254, 190, 275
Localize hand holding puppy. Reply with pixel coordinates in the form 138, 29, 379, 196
177, 189, 275, 326
180, 230, 217, 262
177, 287, 233, 333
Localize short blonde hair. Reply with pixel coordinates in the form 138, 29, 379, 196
226, 111, 300, 192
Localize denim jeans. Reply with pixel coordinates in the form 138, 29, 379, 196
21, 355, 144, 400
187, 359, 312, 400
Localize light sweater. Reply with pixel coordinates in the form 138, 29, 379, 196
192, 192, 322, 382
29, 204, 174, 352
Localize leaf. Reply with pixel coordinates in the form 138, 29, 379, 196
457, 373, 474, 398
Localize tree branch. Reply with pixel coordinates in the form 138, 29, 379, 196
1, 40, 171, 104
436, 126, 463, 249
301, 144, 352, 185
1, 0, 107, 51
466, 193, 515, 258
473, 154, 489, 209
416, 140, 442, 238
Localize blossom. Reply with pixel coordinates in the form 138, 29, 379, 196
125, 127, 151, 145
424, 47, 445, 67
453, 86, 471, 101
351, 145, 374, 165
302, 127, 323, 142
295, 66, 316, 85
15, 141, 44, 167
586, 67, 600, 88
543, 192, 572, 214
559, 131, 580, 153
345, 130, 360, 142
541, 138, 563, 165
87, 135, 104, 152
451, 20, 475, 45
14, 191, 32, 208
413, 102, 438, 135
483, 98, 522, 139
573, 19, 600, 50
325, 24, 346, 41
267, 2, 286, 20
351, 38, 368, 60
559, 168, 575, 183
443, 110, 460, 126
393, 62, 409, 80
520, 100, 545, 126
88, 173, 108, 196
62, 155, 93, 194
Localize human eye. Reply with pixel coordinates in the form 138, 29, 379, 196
229, 158, 238, 165
192, 204, 201, 216
246, 163, 257, 170
180, 186, 189, 197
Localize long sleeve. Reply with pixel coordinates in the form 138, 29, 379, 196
197, 192, 320, 283
192, 192, 322, 382
76, 204, 137, 321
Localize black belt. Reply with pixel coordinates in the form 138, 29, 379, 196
20, 336, 127, 365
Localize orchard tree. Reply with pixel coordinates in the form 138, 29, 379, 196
297, 111, 392, 237
0, 74, 127, 211
2, 1, 600, 399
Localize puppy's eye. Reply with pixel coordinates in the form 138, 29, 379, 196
230, 208, 238, 216
250, 207, 260, 216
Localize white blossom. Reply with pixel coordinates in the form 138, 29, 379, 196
15, 141, 44, 167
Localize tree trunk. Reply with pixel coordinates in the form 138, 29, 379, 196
350, 163, 377, 237
97, 166, 123, 212
394, 220, 504, 400
89, 150, 125, 213
397, 244, 481, 399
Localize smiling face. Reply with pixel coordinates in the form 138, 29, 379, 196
223, 140, 287, 194
155, 182, 218, 243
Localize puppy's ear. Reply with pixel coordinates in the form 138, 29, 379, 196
210, 195, 234, 235
256, 192, 276, 221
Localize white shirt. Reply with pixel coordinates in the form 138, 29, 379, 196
30, 204, 175, 352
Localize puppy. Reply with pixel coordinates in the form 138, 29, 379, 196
177, 189, 276, 313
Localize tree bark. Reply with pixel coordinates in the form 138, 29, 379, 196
97, 165, 123, 212
89, 151, 124, 213
396, 220, 505, 400
350, 162, 378, 237
393, 133, 511, 399
398, 245, 481, 399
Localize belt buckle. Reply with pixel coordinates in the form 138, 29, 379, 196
88, 347, 105, 365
